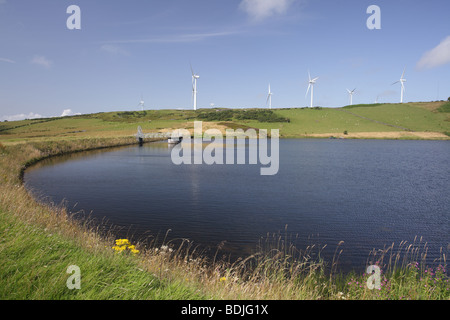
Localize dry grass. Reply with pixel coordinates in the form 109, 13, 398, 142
0, 137, 140, 249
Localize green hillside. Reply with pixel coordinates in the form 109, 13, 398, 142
1, 101, 449, 144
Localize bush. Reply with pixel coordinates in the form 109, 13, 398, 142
344, 130, 348, 135
235, 110, 290, 123
197, 109, 290, 123
437, 102, 450, 113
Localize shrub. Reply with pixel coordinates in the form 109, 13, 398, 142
437, 102, 450, 113
197, 109, 290, 123
197, 110, 234, 121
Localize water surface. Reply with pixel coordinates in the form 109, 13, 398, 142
25, 139, 450, 272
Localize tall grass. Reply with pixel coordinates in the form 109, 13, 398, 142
0, 137, 207, 299
342, 238, 449, 300
0, 137, 448, 300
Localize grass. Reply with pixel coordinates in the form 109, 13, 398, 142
437, 101, 450, 113
0, 137, 209, 300
1, 102, 449, 144
0, 209, 204, 300
262, 102, 450, 137
0, 103, 449, 300
341, 103, 449, 132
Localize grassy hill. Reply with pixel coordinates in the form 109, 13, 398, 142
1, 101, 449, 144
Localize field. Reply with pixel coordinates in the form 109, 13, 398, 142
0, 101, 449, 301
1, 101, 449, 145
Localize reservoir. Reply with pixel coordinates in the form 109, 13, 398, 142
24, 139, 449, 272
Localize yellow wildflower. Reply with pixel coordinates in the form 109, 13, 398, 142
112, 239, 139, 254
115, 239, 130, 246
112, 245, 126, 252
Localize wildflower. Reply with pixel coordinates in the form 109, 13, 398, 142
112, 245, 126, 252
220, 277, 227, 282
115, 239, 131, 246
112, 238, 139, 255
158, 245, 173, 254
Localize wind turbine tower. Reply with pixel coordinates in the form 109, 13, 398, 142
346, 88, 356, 106
138, 94, 145, 111
392, 68, 406, 103
267, 84, 273, 109
306, 71, 319, 108
191, 64, 200, 110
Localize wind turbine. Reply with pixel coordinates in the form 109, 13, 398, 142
138, 94, 145, 111
374, 95, 380, 104
190, 64, 200, 110
392, 67, 406, 103
306, 71, 319, 108
267, 84, 273, 109
346, 88, 356, 106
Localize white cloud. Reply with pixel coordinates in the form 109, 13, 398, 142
61, 109, 81, 117
239, 0, 293, 21
0, 112, 44, 122
1, 109, 81, 122
104, 31, 236, 44
417, 36, 450, 70
100, 44, 130, 56
31, 55, 52, 68
0, 57, 15, 64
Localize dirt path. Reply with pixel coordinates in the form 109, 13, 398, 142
308, 131, 449, 139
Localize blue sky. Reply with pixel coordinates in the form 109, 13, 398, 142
1, 0, 450, 121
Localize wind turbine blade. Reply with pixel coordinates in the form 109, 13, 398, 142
401, 67, 406, 79
391, 81, 399, 85
306, 84, 311, 97
346, 89, 351, 94
308, 71, 311, 81
190, 63, 194, 76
